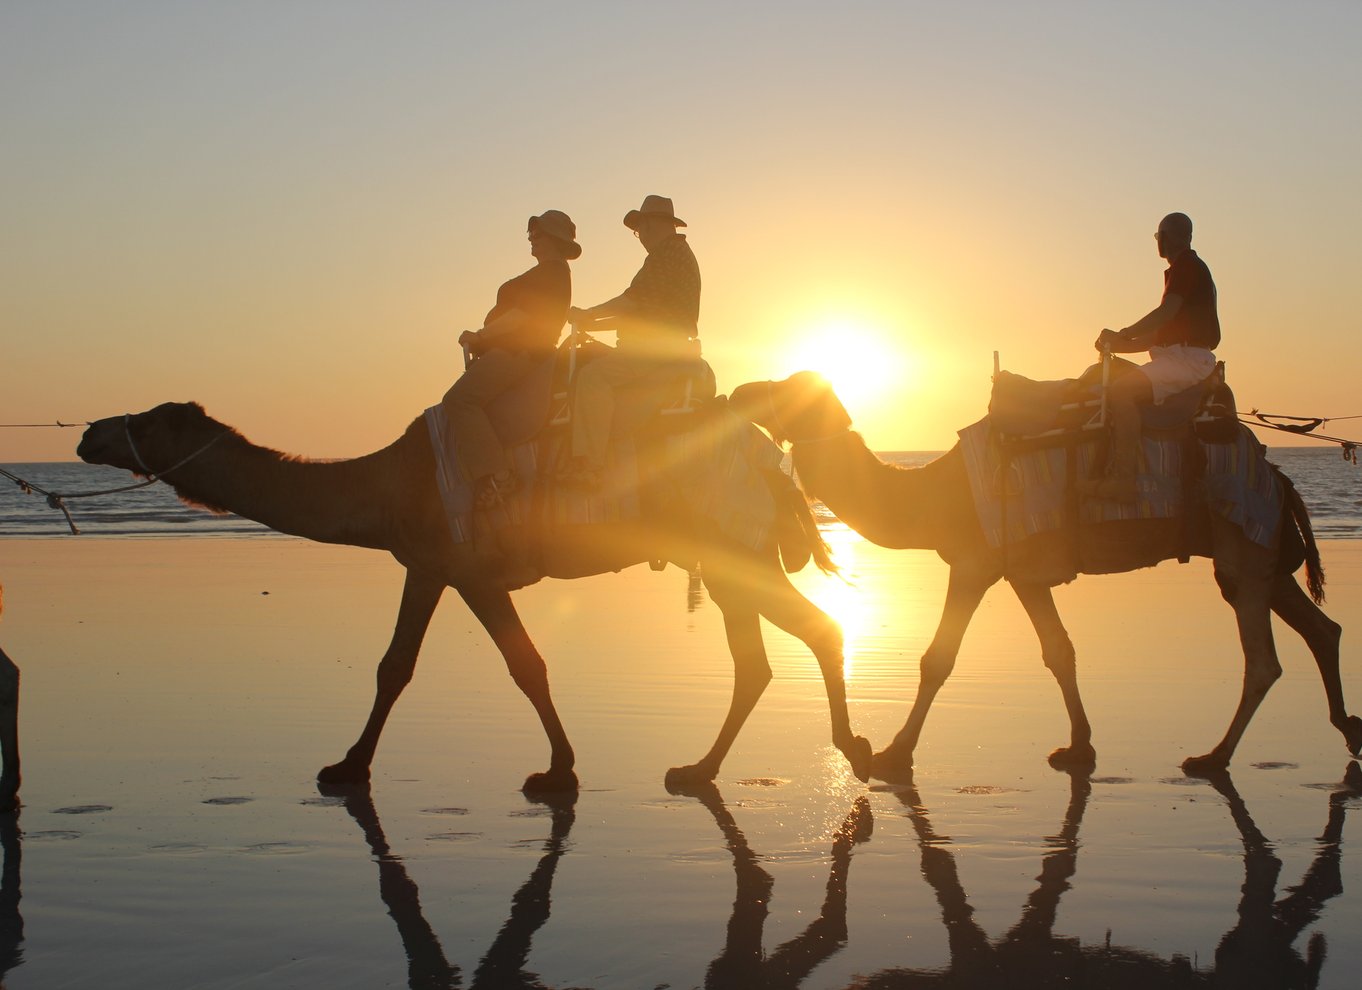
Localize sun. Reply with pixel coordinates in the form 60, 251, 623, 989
779, 319, 906, 410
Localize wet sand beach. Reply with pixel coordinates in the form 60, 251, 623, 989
1, 533, 1361, 988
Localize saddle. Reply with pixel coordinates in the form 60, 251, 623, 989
988, 357, 1236, 447
426, 334, 722, 556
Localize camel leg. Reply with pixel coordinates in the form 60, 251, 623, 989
1271, 574, 1362, 758
1010, 581, 1095, 769
746, 567, 873, 782
0, 647, 17, 812
664, 602, 773, 788
1184, 562, 1280, 774
873, 565, 993, 783
318, 570, 445, 785
457, 585, 577, 793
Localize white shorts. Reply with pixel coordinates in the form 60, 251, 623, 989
1141, 345, 1217, 405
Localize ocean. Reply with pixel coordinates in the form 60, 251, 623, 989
2, 446, 1361, 538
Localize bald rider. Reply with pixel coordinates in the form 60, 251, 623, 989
1083, 212, 1220, 501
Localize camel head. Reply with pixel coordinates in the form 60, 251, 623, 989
78, 402, 233, 479
729, 372, 853, 446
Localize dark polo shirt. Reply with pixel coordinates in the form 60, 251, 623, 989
1156, 248, 1219, 349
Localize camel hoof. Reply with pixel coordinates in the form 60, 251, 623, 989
522, 768, 579, 794
317, 760, 371, 785
870, 749, 915, 785
1343, 714, 1362, 758
847, 735, 873, 784
665, 763, 717, 789
837, 796, 874, 847
1048, 744, 1096, 771
1181, 752, 1230, 777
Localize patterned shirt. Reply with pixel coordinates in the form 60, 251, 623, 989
621, 233, 701, 338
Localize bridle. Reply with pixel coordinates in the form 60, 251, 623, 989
123, 413, 230, 481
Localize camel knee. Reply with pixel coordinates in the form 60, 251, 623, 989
1245, 658, 1283, 695
1040, 638, 1076, 676
375, 652, 418, 696
504, 650, 550, 697
919, 648, 956, 688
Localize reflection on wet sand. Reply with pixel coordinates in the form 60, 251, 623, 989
319, 763, 1360, 988
0, 813, 22, 985
321, 782, 575, 990
671, 782, 872, 990
860, 764, 1361, 989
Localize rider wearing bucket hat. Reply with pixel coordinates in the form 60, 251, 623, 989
443, 210, 580, 507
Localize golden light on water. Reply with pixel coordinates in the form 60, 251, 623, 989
808, 524, 873, 680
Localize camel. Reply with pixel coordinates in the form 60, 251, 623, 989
77, 401, 873, 791
0, 584, 19, 812
729, 372, 1362, 778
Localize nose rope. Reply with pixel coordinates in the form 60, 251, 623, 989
2, 418, 229, 535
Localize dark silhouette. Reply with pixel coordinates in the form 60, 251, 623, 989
322, 782, 576, 990
0, 584, 19, 811
0, 811, 23, 983
77, 404, 871, 791
855, 763, 1360, 988
730, 373, 1362, 778
669, 781, 872, 989
1085, 212, 1220, 502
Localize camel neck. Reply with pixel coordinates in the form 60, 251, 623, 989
164, 436, 401, 549
791, 434, 969, 551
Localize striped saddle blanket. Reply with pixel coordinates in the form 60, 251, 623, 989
958, 418, 1282, 549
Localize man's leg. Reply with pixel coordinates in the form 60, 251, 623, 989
568, 353, 644, 473
1082, 368, 1152, 501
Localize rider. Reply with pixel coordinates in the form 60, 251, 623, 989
442, 210, 580, 508
562, 194, 700, 488
1083, 212, 1220, 501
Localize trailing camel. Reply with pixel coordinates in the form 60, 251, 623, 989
78, 401, 873, 791
729, 371, 1362, 779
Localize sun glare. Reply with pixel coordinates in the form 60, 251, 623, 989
780, 320, 906, 412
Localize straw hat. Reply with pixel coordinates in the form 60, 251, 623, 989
623, 194, 686, 230
528, 210, 582, 259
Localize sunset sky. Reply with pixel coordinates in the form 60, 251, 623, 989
4, 2, 1361, 462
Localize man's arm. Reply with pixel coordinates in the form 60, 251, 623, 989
1095, 294, 1183, 352
569, 293, 640, 329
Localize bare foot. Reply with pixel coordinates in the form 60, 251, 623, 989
1048, 743, 1097, 771
522, 768, 579, 794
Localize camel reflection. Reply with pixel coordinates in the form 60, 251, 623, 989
320, 783, 575, 990
0, 812, 23, 984
671, 782, 872, 989
861, 764, 1361, 989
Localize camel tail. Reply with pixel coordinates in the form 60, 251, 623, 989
763, 469, 838, 576
794, 485, 838, 576
1276, 465, 1326, 605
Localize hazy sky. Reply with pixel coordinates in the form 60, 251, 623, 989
4, 1, 1361, 461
